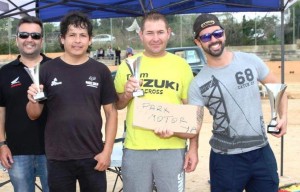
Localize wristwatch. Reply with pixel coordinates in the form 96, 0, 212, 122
0, 141, 7, 147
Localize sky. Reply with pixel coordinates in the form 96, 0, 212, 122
213, 11, 291, 25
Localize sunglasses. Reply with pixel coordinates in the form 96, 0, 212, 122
17, 32, 42, 40
198, 29, 224, 43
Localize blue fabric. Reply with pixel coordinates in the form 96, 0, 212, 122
8, 155, 48, 192
47, 158, 107, 192
209, 144, 279, 192
37, 0, 283, 22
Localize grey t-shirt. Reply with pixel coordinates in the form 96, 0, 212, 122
188, 52, 269, 154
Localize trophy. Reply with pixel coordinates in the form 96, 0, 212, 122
24, 63, 47, 101
264, 83, 287, 134
126, 56, 144, 97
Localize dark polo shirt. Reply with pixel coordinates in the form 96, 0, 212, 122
0, 54, 51, 155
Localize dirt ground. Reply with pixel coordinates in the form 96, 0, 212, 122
0, 60, 299, 191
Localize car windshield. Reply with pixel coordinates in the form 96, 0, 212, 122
174, 50, 201, 63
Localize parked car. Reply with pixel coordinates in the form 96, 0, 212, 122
166, 46, 206, 76
249, 28, 265, 40
92, 34, 115, 43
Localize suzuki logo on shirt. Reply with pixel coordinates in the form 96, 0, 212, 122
11, 77, 21, 88
51, 78, 62, 86
85, 76, 99, 88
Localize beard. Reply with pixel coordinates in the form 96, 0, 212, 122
202, 41, 225, 57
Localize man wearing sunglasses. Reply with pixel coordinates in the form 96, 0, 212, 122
0, 16, 50, 192
188, 14, 288, 192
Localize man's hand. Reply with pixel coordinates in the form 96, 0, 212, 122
184, 147, 198, 173
125, 76, 141, 94
0, 145, 13, 169
271, 117, 287, 138
94, 151, 111, 171
154, 127, 174, 138
27, 84, 44, 103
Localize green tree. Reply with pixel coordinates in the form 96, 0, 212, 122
285, 1, 300, 44
295, 1, 300, 40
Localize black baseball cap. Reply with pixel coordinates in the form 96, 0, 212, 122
193, 14, 223, 39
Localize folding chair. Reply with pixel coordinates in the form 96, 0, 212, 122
0, 164, 10, 187
107, 121, 158, 192
107, 120, 126, 192
108, 139, 123, 192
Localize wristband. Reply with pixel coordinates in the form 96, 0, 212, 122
0, 141, 7, 147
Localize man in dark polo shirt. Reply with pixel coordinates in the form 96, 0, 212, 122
0, 16, 50, 192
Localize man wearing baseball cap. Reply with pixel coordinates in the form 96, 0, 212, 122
188, 14, 288, 191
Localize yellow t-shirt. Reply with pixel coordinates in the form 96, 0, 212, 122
114, 52, 194, 150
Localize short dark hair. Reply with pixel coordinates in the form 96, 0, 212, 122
16, 16, 43, 35
141, 11, 169, 32
59, 11, 93, 52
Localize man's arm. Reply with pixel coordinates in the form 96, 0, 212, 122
116, 92, 133, 110
26, 102, 44, 120
0, 107, 13, 169
183, 104, 204, 172
94, 103, 118, 171
184, 134, 199, 173
26, 84, 44, 120
0, 107, 5, 142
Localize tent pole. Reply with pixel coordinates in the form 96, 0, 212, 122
280, 6, 285, 177
43, 23, 46, 54
110, 18, 113, 47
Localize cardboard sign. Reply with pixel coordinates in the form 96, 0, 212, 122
133, 98, 199, 134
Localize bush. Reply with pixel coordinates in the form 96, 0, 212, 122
0, 42, 18, 54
